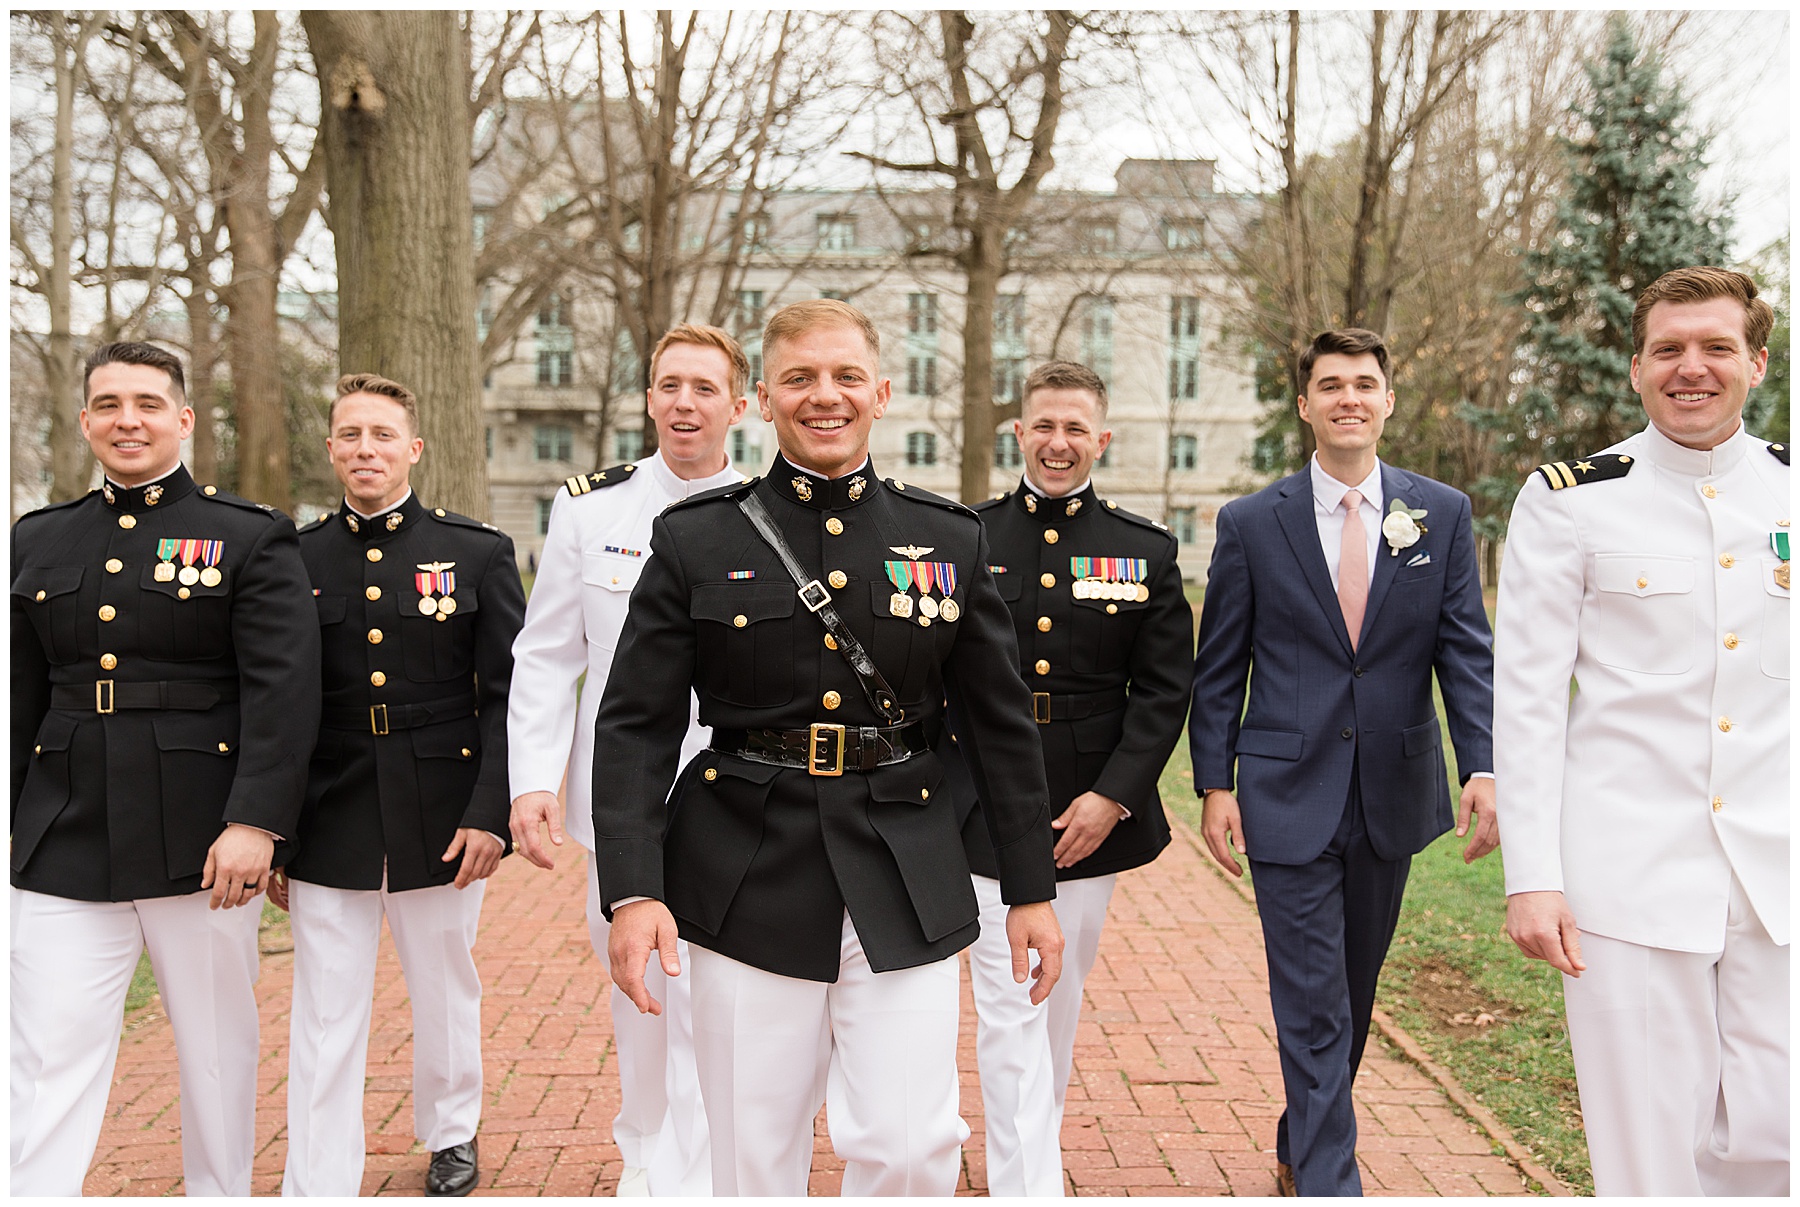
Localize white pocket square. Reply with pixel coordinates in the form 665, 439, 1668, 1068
1406, 551, 1431, 567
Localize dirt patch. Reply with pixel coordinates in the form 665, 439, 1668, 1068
1402, 956, 1520, 1036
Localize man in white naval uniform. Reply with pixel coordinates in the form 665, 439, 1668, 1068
508, 323, 748, 1196
1496, 266, 1788, 1196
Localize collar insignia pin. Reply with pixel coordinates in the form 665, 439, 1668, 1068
144, 484, 163, 506
848, 476, 867, 501
387, 513, 403, 531
791, 476, 813, 502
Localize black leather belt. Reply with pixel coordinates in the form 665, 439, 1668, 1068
1031, 687, 1128, 725
713, 721, 930, 777
51, 679, 237, 714
322, 692, 478, 736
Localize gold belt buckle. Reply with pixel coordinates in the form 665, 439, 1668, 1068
96, 679, 115, 714
370, 704, 390, 736
1032, 692, 1051, 724
808, 723, 846, 776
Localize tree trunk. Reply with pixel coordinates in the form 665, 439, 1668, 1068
184, 282, 219, 483
305, 12, 488, 519
958, 229, 1003, 503
47, 16, 100, 501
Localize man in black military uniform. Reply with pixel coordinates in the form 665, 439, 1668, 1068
943, 361, 1192, 1194
11, 342, 320, 1195
272, 374, 524, 1197
593, 299, 1065, 1196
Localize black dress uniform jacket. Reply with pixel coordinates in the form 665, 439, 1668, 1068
591, 455, 1058, 982
943, 482, 1191, 882
287, 493, 524, 891
11, 466, 320, 902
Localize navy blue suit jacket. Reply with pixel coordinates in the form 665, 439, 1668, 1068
1189, 463, 1493, 865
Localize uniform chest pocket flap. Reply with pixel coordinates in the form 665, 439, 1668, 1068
690, 583, 795, 707
1760, 556, 1789, 680
139, 564, 231, 599
691, 582, 794, 626
1593, 553, 1696, 675
993, 571, 1023, 602
314, 595, 348, 625
13, 566, 84, 663
136, 565, 231, 662
583, 550, 643, 594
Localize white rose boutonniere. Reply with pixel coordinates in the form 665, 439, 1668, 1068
1382, 498, 1428, 556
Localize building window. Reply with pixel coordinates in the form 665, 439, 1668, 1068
731, 210, 770, 250
994, 356, 1026, 405
615, 429, 645, 463
908, 293, 938, 336
906, 431, 938, 467
817, 213, 856, 251
609, 328, 638, 397
1168, 506, 1197, 544
537, 351, 573, 387
907, 355, 938, 397
736, 290, 765, 335
537, 498, 555, 536
1169, 433, 1199, 471
1078, 295, 1114, 390
1169, 355, 1199, 401
1096, 443, 1113, 469
537, 293, 569, 329
1162, 219, 1204, 251
819, 289, 847, 301
994, 431, 1024, 470
1171, 296, 1200, 339
993, 293, 1026, 343
748, 349, 763, 384
477, 286, 494, 341
1080, 221, 1117, 253
730, 428, 761, 466
485, 427, 493, 460
534, 425, 573, 463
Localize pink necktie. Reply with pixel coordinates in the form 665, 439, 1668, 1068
1338, 489, 1368, 651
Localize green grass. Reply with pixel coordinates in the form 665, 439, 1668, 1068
1169, 591, 1590, 1193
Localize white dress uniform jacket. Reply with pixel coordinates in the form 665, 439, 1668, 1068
1495, 423, 1789, 951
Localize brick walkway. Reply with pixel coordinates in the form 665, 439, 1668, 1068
87, 822, 1559, 1196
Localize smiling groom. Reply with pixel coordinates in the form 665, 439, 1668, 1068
1188, 328, 1496, 1195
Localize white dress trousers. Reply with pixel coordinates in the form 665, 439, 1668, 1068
10, 887, 262, 1196
688, 910, 968, 1196
1563, 874, 1789, 1197
282, 875, 485, 1196
968, 872, 1115, 1196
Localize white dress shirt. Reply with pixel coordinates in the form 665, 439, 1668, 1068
1309, 455, 1382, 592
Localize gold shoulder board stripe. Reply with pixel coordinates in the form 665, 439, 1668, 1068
565, 474, 590, 496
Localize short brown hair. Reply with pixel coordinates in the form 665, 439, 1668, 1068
1297, 328, 1390, 391
762, 299, 881, 370
1022, 361, 1109, 419
331, 372, 419, 435
84, 341, 186, 402
650, 323, 751, 399
1631, 267, 1774, 353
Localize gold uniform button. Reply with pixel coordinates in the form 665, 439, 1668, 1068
368, 628, 384, 644
98, 605, 116, 621
823, 691, 842, 710
1037, 617, 1052, 632
733, 614, 748, 628
1043, 529, 1059, 544
1724, 633, 1740, 650
1718, 717, 1733, 733
367, 548, 382, 562
34, 745, 42, 754
826, 517, 844, 535
100, 653, 117, 670
829, 570, 848, 589
460, 748, 472, 758
1701, 484, 1718, 499
218, 742, 230, 753
370, 671, 386, 687
920, 788, 930, 800
1636, 576, 1649, 589
1107, 603, 1119, 614
118, 514, 136, 529
203, 485, 217, 496
1040, 573, 1055, 588
105, 558, 123, 574
366, 586, 381, 601
704, 767, 719, 781
611, 576, 620, 585
178, 587, 190, 600
1712, 795, 1724, 813
824, 635, 838, 650
435, 508, 447, 517
1034, 659, 1050, 676
34, 590, 46, 602
1719, 553, 1735, 569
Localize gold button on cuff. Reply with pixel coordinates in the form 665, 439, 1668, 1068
367, 549, 382, 562
1034, 659, 1050, 675
370, 671, 386, 687
100, 653, 117, 670
1636, 576, 1649, 589
98, 605, 116, 621
366, 586, 381, 601
1040, 573, 1055, 588
826, 517, 844, 535
824, 635, 838, 650
1719, 554, 1735, 568
1724, 633, 1740, 650
828, 570, 848, 589
218, 742, 230, 753
823, 691, 842, 710
118, 514, 136, 529
1043, 529, 1059, 544
1712, 795, 1724, 813
105, 558, 123, 574
1037, 617, 1052, 632
733, 614, 748, 628
1718, 717, 1733, 732
1701, 484, 1718, 499
368, 628, 383, 644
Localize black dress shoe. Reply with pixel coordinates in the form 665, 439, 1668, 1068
426, 1140, 479, 1197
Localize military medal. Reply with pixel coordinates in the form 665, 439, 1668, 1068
939, 598, 959, 622
884, 560, 917, 618
438, 596, 457, 616
418, 596, 438, 616
417, 562, 457, 616
918, 595, 940, 619
176, 539, 204, 585
155, 539, 179, 582
1775, 532, 1791, 589
197, 541, 224, 587
1070, 556, 1148, 604
889, 592, 914, 618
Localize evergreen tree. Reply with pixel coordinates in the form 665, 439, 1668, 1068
1479, 17, 1731, 497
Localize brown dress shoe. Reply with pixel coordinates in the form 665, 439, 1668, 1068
1276, 1161, 1297, 1196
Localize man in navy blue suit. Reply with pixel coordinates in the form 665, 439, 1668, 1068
1190, 328, 1496, 1196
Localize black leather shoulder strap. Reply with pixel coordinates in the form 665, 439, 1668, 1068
738, 492, 903, 725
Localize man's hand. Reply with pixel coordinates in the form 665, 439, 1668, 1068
442, 828, 505, 888
1004, 900, 1064, 1006
1051, 790, 1124, 868
1456, 777, 1499, 863
1201, 788, 1247, 877
267, 869, 291, 913
609, 899, 682, 1015
201, 823, 275, 910
1506, 890, 1585, 977
510, 790, 564, 870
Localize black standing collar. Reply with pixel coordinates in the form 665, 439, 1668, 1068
101, 463, 197, 512
766, 453, 880, 511
1010, 479, 1098, 523
336, 491, 430, 542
